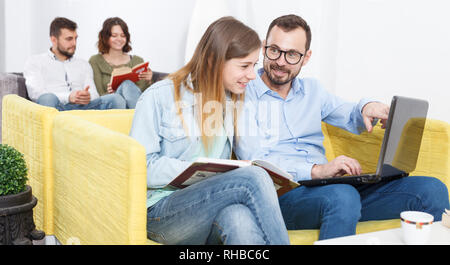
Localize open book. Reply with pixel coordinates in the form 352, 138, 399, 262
167, 157, 300, 197
109, 61, 149, 91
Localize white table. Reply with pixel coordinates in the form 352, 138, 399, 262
314, 221, 450, 245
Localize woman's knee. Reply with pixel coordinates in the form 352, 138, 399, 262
102, 94, 126, 109
220, 166, 278, 207
117, 80, 140, 94
238, 166, 273, 187
119, 80, 135, 88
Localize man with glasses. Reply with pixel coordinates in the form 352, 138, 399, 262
235, 14, 449, 240
24, 17, 125, 111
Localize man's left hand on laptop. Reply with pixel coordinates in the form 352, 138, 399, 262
362, 102, 390, 132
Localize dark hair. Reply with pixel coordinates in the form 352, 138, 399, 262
266, 14, 312, 51
50, 17, 77, 37
97, 17, 131, 54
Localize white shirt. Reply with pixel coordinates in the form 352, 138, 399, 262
24, 49, 99, 104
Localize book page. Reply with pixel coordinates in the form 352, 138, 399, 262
252, 160, 294, 180
167, 157, 299, 197
196, 157, 252, 168
111, 66, 132, 76
273, 182, 282, 191
167, 157, 251, 189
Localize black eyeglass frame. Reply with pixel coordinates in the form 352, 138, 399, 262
264, 45, 304, 65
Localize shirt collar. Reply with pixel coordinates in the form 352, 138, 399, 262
254, 68, 272, 98
253, 68, 304, 99
47, 47, 73, 62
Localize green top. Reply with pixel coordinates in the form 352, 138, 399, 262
88, 54, 150, 96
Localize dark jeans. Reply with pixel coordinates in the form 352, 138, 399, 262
279, 176, 449, 240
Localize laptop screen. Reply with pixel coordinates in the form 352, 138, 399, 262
376, 96, 429, 176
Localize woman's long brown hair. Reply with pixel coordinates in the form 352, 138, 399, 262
168, 16, 261, 154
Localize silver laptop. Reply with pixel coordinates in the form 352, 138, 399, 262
298, 95, 429, 187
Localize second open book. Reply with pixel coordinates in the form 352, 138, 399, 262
109, 62, 149, 91
167, 157, 300, 197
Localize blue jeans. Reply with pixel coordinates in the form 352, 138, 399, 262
115, 80, 142, 109
147, 166, 290, 245
279, 176, 449, 240
37, 93, 126, 111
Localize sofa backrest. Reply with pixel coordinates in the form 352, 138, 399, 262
0, 71, 168, 143
325, 123, 384, 174
61, 109, 135, 135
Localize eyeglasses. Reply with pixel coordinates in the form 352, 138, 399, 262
264, 45, 304, 65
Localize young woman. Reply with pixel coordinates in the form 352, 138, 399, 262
129, 17, 290, 245
89, 17, 153, 108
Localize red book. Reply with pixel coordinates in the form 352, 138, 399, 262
167, 158, 300, 197
109, 62, 149, 91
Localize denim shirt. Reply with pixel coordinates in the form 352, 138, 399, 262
129, 78, 233, 207
234, 68, 374, 182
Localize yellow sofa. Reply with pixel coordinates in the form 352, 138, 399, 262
1, 95, 138, 237
2, 94, 449, 244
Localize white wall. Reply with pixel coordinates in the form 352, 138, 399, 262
3, 0, 196, 73
334, 0, 450, 123
184, 0, 331, 81
2, 0, 449, 122
0, 0, 5, 72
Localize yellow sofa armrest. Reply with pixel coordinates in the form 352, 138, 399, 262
1, 94, 58, 233
52, 114, 147, 244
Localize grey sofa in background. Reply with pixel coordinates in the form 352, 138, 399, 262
0, 73, 28, 142
0, 71, 168, 142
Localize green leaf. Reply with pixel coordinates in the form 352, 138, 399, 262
0, 144, 28, 196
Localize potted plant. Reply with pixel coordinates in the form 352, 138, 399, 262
0, 144, 45, 245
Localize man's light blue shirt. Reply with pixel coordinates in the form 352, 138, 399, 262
234, 68, 373, 181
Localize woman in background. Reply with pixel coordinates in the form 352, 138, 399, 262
129, 17, 290, 245
89, 17, 153, 109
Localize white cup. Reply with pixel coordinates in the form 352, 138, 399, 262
400, 211, 434, 245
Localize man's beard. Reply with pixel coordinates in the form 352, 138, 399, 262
263, 61, 301, 86
57, 45, 75, 59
